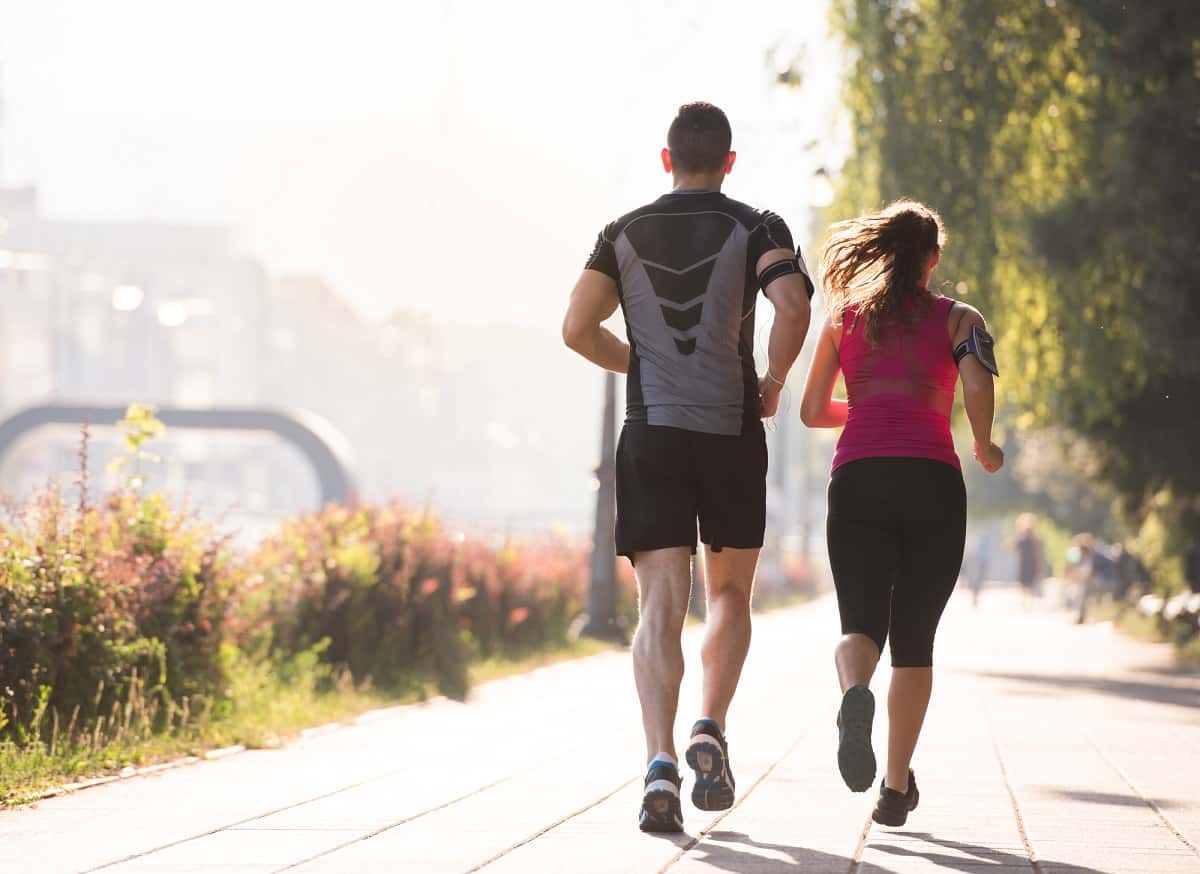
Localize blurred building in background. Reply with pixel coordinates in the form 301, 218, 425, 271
0, 184, 603, 538
0, 183, 303, 533
0, 184, 267, 407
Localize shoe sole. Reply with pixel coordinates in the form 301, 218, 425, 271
872, 806, 908, 827
639, 788, 684, 833
686, 736, 735, 811
838, 686, 876, 793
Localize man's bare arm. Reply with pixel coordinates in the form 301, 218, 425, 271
758, 248, 813, 416
562, 269, 629, 374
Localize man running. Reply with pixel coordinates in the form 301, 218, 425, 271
561, 102, 813, 833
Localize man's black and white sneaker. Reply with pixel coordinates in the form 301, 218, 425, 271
639, 760, 684, 833
685, 719, 736, 811
837, 685, 876, 792
872, 770, 919, 826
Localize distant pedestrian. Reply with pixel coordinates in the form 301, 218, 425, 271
1114, 545, 1149, 600
967, 527, 995, 607
1014, 514, 1044, 605
800, 199, 1002, 828
562, 102, 813, 833
1069, 533, 1121, 623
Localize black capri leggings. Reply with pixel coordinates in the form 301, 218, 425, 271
827, 457, 967, 667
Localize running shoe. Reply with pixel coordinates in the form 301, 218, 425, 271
872, 770, 920, 826
685, 719, 736, 811
837, 685, 876, 792
639, 760, 684, 833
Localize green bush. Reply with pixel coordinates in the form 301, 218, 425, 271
245, 504, 595, 699
1, 485, 616, 750
0, 486, 239, 743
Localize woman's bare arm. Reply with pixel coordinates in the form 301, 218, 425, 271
800, 319, 848, 428
951, 303, 1003, 472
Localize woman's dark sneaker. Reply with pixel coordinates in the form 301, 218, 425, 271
837, 685, 877, 792
685, 719, 736, 811
639, 760, 684, 833
872, 770, 920, 826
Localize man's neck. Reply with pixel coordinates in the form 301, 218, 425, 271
671, 173, 724, 193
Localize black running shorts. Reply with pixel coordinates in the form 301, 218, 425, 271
615, 422, 767, 560
826, 457, 966, 667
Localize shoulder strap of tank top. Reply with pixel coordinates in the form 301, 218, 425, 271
942, 297, 961, 339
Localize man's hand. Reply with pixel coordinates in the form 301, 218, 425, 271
974, 440, 1005, 473
759, 375, 783, 418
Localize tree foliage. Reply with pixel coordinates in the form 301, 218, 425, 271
829, 0, 1200, 574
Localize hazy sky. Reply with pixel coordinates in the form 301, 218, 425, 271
0, 0, 843, 327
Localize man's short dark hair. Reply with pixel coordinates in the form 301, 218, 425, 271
667, 102, 732, 175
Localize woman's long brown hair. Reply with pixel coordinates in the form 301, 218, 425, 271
820, 199, 946, 346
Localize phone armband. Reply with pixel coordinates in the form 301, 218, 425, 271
953, 324, 999, 377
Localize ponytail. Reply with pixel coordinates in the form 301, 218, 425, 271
819, 199, 946, 346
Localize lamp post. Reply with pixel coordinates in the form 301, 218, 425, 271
689, 551, 706, 619
581, 371, 627, 642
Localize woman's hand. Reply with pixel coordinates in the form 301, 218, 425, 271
973, 440, 1004, 473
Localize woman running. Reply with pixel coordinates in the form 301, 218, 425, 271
800, 199, 1002, 827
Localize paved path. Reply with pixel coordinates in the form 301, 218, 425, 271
3, 587, 1198, 873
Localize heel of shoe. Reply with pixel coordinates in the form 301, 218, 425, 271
640, 787, 684, 833
686, 738, 732, 810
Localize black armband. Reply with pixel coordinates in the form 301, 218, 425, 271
758, 257, 809, 296
953, 324, 999, 376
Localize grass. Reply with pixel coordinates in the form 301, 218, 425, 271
1087, 599, 1200, 668
1088, 599, 1163, 643
1177, 636, 1200, 668
0, 637, 622, 808
469, 637, 620, 686
4, 597, 823, 807
0, 655, 383, 807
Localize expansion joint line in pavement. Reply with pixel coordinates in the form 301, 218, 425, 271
275, 777, 510, 872
983, 694, 1044, 874
1083, 726, 1200, 857
656, 732, 817, 874
848, 811, 873, 871
462, 776, 639, 873
82, 771, 413, 873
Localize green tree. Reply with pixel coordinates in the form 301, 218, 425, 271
829, 0, 1200, 586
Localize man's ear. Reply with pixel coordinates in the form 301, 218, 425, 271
661, 148, 673, 174
724, 151, 737, 174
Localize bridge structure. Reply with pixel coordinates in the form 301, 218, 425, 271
0, 404, 357, 507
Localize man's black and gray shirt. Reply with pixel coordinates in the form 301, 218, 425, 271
585, 190, 811, 436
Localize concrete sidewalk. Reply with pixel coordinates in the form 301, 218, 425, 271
2, 587, 1197, 873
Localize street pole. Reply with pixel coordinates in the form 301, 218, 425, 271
689, 551, 706, 619
581, 371, 626, 642
759, 387, 791, 595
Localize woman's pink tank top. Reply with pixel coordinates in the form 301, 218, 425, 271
832, 295, 961, 472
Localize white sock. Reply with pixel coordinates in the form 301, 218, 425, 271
646, 752, 681, 798
648, 752, 677, 769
